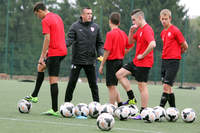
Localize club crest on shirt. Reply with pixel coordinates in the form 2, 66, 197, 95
140, 32, 143, 37
168, 32, 171, 37
91, 27, 95, 32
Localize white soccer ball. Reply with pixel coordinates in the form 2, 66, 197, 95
99, 103, 116, 116
115, 106, 131, 120
97, 113, 115, 131
181, 108, 196, 123
17, 99, 32, 113
153, 106, 166, 122
128, 105, 139, 117
141, 107, 156, 123
74, 103, 89, 117
60, 102, 74, 118
88, 101, 101, 118
166, 107, 179, 122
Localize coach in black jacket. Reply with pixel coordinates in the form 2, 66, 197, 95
64, 7, 103, 103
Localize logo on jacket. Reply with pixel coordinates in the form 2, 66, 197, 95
91, 27, 95, 32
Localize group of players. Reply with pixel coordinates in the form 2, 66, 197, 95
24, 2, 188, 119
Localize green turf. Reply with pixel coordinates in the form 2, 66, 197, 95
0, 80, 200, 133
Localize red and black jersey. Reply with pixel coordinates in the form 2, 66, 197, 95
104, 28, 133, 60
133, 24, 155, 67
42, 12, 67, 57
160, 25, 185, 59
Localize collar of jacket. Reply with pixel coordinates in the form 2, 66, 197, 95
79, 16, 93, 26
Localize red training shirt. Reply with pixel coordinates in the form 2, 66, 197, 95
104, 28, 133, 60
160, 25, 185, 59
42, 12, 67, 57
133, 24, 155, 67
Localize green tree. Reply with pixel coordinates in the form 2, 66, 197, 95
1, 0, 198, 83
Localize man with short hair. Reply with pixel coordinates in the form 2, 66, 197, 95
25, 2, 67, 116
99, 12, 133, 107
116, 9, 156, 119
159, 9, 188, 108
64, 7, 103, 103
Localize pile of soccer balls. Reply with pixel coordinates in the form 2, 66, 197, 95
17, 99, 196, 131
59, 102, 116, 131
140, 106, 196, 123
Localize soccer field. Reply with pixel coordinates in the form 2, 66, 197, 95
0, 80, 200, 133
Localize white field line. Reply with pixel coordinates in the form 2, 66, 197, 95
0, 117, 162, 133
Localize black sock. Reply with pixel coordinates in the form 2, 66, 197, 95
168, 93, 176, 107
127, 90, 135, 100
50, 83, 58, 112
118, 102, 122, 107
159, 92, 168, 107
31, 72, 44, 97
140, 107, 145, 113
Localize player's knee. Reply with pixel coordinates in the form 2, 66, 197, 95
108, 86, 116, 91
138, 82, 147, 92
49, 76, 58, 84
37, 64, 46, 72
115, 71, 122, 80
163, 84, 171, 93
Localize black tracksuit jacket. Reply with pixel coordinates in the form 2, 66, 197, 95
66, 17, 104, 65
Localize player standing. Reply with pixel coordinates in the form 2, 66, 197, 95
99, 12, 133, 107
64, 7, 103, 103
159, 9, 188, 108
116, 9, 156, 119
25, 2, 67, 116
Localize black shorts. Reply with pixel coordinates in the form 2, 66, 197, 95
46, 56, 65, 76
161, 59, 180, 86
122, 62, 150, 82
106, 60, 123, 86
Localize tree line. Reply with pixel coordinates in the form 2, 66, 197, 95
0, 0, 199, 83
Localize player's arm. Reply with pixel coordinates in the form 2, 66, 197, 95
175, 28, 188, 54
128, 25, 137, 45
99, 50, 110, 74
181, 41, 188, 53
125, 47, 133, 55
137, 41, 156, 60
39, 34, 50, 65
66, 24, 76, 48
125, 41, 134, 55
96, 27, 104, 57
125, 33, 134, 55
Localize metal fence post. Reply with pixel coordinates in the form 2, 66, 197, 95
5, 0, 10, 74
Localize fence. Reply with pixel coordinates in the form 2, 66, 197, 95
0, 0, 199, 85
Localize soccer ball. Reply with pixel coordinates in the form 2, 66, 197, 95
153, 106, 166, 122
97, 113, 115, 131
181, 108, 196, 123
17, 99, 32, 113
60, 102, 74, 118
115, 106, 131, 120
88, 101, 101, 118
99, 103, 116, 116
141, 107, 156, 123
128, 105, 139, 117
166, 107, 179, 122
74, 103, 89, 117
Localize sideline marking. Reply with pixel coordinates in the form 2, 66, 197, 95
0, 117, 162, 133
